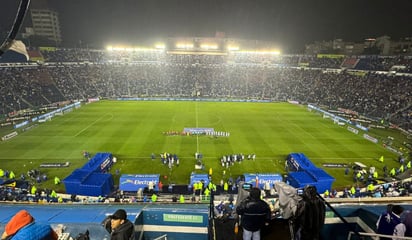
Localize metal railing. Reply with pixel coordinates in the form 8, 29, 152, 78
347, 231, 412, 240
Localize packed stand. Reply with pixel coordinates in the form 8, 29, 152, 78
0, 49, 411, 130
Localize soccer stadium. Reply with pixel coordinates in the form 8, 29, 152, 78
1, 1, 412, 240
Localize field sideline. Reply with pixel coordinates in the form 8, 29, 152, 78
0, 100, 398, 192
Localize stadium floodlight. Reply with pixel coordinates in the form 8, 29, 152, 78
113, 47, 126, 51
155, 44, 165, 50
239, 50, 281, 55
106, 46, 128, 51
227, 46, 240, 51
200, 44, 218, 50
176, 43, 194, 49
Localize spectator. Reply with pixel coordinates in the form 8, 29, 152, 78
376, 204, 404, 240
54, 176, 60, 185
151, 193, 157, 203
102, 209, 134, 240
293, 185, 326, 240
179, 195, 185, 203
236, 187, 271, 240
1, 209, 58, 240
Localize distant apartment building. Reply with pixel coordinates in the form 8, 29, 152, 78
30, 8, 62, 45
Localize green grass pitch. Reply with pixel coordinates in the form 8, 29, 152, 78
0, 100, 399, 192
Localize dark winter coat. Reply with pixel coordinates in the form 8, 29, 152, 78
294, 187, 326, 240
236, 196, 271, 232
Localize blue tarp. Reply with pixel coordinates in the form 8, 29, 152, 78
63, 167, 114, 197
63, 172, 114, 197
286, 153, 335, 193
286, 153, 318, 171
286, 171, 316, 188
307, 168, 335, 181
63, 169, 91, 194
287, 171, 334, 193
119, 174, 160, 192
81, 152, 113, 173
80, 173, 114, 196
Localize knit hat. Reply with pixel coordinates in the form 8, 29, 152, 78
4, 210, 34, 236
110, 209, 127, 220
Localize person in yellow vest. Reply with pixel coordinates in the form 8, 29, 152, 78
193, 182, 199, 194
350, 186, 356, 197
54, 176, 61, 185
31, 185, 37, 195
407, 161, 412, 169
151, 193, 157, 202
209, 182, 217, 193
213, 183, 217, 192
9, 171, 15, 179
198, 181, 203, 193
204, 188, 210, 196
208, 182, 213, 191
399, 165, 405, 173
209, 168, 213, 176
367, 183, 374, 195
0, 169, 4, 177
50, 190, 57, 198
179, 195, 185, 203
356, 171, 362, 180
323, 189, 330, 198
379, 156, 384, 163
58, 196, 63, 203
373, 171, 378, 179
390, 168, 396, 176
223, 182, 229, 193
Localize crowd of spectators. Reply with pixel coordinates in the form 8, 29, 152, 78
0, 49, 411, 131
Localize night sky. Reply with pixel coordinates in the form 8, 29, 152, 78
1, 0, 412, 52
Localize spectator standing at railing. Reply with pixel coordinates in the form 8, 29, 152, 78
236, 187, 271, 240
376, 204, 403, 240
293, 185, 325, 240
